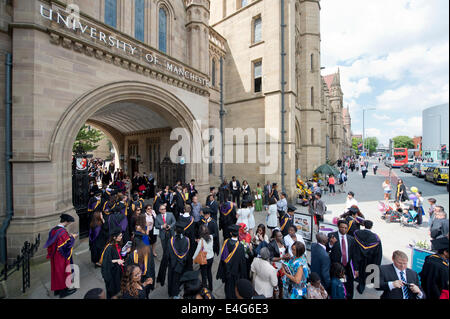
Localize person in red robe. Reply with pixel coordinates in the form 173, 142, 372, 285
43, 213, 77, 298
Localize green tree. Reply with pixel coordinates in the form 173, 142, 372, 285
72, 125, 103, 153
352, 137, 362, 155
393, 136, 414, 149
365, 137, 379, 155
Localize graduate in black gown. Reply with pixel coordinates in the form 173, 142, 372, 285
280, 205, 296, 237
419, 237, 449, 299
345, 207, 362, 237
178, 205, 196, 271
153, 190, 164, 214
87, 191, 104, 225
200, 208, 220, 256
167, 220, 191, 298
353, 220, 382, 294
219, 201, 237, 240
126, 242, 155, 297
89, 211, 108, 267
100, 227, 127, 299
216, 224, 247, 299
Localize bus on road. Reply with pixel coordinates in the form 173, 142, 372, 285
392, 148, 408, 168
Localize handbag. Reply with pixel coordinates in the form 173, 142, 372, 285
193, 239, 207, 265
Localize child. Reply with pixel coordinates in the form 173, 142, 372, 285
307, 272, 328, 299
330, 263, 346, 299
416, 191, 424, 226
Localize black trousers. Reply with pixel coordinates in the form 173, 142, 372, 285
344, 263, 355, 299
168, 269, 182, 297
200, 258, 214, 291
362, 171, 367, 178
232, 191, 240, 208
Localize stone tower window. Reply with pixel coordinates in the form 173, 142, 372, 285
211, 58, 216, 87
311, 86, 314, 107
311, 128, 315, 144
253, 60, 262, 93
135, 0, 145, 42
104, 0, 117, 28
253, 16, 262, 43
159, 7, 168, 53
311, 53, 314, 71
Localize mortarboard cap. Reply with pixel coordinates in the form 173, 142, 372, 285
202, 207, 211, 215
175, 220, 186, 229
287, 205, 297, 212
228, 224, 240, 234
236, 279, 254, 299
180, 270, 201, 283
431, 237, 449, 251
60, 213, 75, 223
109, 226, 122, 237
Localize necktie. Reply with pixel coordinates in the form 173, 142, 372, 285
341, 236, 347, 266
400, 271, 409, 299
163, 214, 166, 224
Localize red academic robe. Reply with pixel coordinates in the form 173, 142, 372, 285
44, 226, 75, 291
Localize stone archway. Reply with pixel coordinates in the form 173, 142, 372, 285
50, 80, 202, 213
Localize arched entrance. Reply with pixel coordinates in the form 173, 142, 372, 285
50, 81, 203, 231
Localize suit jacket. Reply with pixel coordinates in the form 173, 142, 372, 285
154, 212, 176, 242
378, 264, 424, 299
310, 243, 331, 290
327, 231, 359, 268
229, 180, 241, 193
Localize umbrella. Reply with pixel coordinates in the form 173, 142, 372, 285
314, 164, 340, 176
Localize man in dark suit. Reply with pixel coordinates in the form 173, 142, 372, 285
188, 179, 198, 200
311, 233, 331, 291
229, 176, 241, 208
155, 203, 177, 286
173, 186, 185, 221
327, 220, 359, 299
378, 250, 424, 299
207, 194, 219, 221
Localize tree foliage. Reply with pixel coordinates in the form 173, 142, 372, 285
352, 136, 379, 155
393, 136, 415, 149
73, 125, 104, 153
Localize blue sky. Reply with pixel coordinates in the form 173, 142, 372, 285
320, 0, 449, 146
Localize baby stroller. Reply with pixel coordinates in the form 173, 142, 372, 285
378, 201, 401, 223
400, 206, 419, 228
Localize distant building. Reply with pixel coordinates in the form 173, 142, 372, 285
412, 136, 422, 158
422, 104, 449, 161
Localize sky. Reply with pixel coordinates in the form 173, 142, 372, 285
320, 0, 449, 146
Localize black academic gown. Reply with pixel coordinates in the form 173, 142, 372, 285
174, 192, 185, 220
419, 254, 449, 299
353, 229, 382, 294
167, 235, 190, 298
219, 202, 237, 240
345, 216, 361, 237
126, 249, 156, 295
201, 217, 220, 255
179, 215, 196, 271
89, 222, 108, 264
153, 195, 164, 214
216, 238, 247, 299
100, 243, 124, 299
280, 213, 294, 237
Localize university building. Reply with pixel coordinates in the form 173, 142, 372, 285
0, 0, 350, 260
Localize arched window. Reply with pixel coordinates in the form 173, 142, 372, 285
311, 86, 314, 107
159, 7, 168, 53
211, 59, 216, 87
135, 0, 145, 41
310, 53, 314, 71
311, 128, 314, 144
105, 0, 117, 28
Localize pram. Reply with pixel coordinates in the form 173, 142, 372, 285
400, 208, 419, 228
378, 201, 401, 223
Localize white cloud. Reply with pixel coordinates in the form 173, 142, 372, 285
373, 114, 391, 121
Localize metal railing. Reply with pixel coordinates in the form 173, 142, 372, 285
0, 234, 40, 296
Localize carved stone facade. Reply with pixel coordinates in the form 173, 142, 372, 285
0, 0, 349, 259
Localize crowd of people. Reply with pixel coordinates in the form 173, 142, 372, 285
44, 155, 448, 300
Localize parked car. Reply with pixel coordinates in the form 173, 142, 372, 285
400, 163, 414, 173
412, 163, 421, 176
425, 167, 436, 182
415, 163, 439, 178
429, 167, 449, 185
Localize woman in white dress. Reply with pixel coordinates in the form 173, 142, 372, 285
236, 201, 256, 236
247, 201, 256, 236
266, 197, 278, 235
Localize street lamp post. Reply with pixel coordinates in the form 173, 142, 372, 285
362, 107, 376, 156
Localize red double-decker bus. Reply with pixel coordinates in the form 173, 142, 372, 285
393, 148, 408, 168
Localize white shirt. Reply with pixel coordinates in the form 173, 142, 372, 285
345, 198, 358, 211
388, 265, 423, 299
232, 181, 237, 190
284, 233, 305, 257
193, 235, 214, 260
